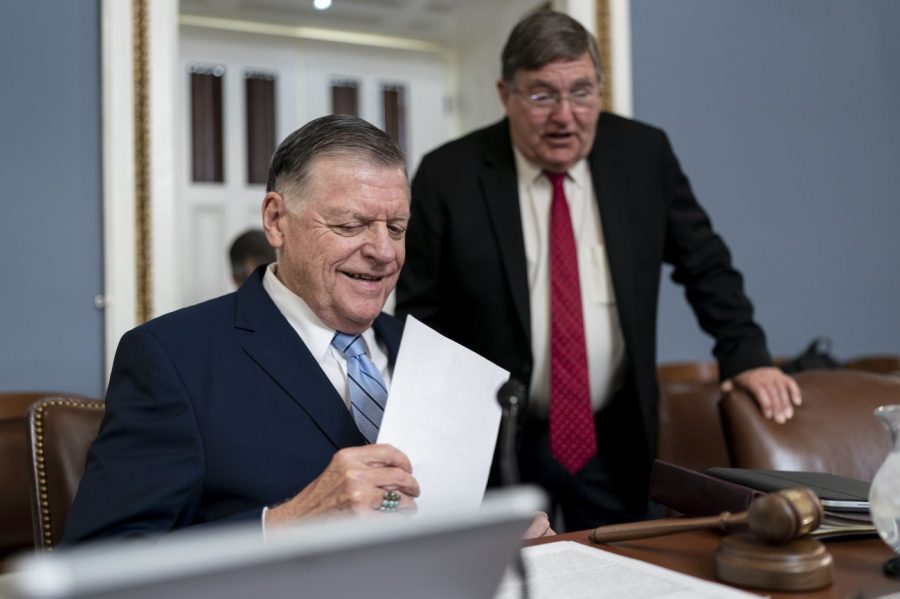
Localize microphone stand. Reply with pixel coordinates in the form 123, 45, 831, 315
497, 379, 525, 486
496, 379, 529, 599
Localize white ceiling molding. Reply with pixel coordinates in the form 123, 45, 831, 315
179, 14, 447, 53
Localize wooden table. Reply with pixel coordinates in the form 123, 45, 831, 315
529, 530, 900, 598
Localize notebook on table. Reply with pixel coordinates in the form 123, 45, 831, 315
649, 461, 876, 539
705, 467, 870, 512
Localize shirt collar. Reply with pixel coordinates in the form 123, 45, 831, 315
262, 263, 378, 359
511, 143, 588, 189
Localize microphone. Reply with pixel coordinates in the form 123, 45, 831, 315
497, 379, 532, 599
496, 378, 527, 487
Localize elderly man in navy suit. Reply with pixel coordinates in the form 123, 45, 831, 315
64, 115, 552, 541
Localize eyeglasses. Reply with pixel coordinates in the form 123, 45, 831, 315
515, 86, 600, 112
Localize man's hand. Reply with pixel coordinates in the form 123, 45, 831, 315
521, 512, 555, 540
265, 444, 420, 528
720, 367, 802, 424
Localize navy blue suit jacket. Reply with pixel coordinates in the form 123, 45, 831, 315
63, 268, 403, 543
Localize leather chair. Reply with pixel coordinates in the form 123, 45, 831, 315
656, 360, 733, 472
27, 397, 104, 550
719, 370, 900, 481
845, 354, 900, 377
0, 392, 48, 561
657, 361, 719, 385
657, 379, 730, 472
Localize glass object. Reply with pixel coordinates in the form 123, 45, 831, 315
869, 404, 900, 577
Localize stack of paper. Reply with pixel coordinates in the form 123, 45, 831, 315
494, 541, 761, 599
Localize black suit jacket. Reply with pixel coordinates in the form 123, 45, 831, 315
396, 114, 771, 488
63, 267, 403, 542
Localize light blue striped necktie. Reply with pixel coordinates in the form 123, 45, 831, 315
331, 332, 388, 444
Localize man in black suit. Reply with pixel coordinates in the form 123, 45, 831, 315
395, 11, 801, 531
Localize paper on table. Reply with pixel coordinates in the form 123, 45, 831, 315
377, 316, 509, 514
494, 542, 762, 599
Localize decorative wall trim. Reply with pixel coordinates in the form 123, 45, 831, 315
608, 0, 633, 116
133, 0, 152, 323
556, 0, 631, 116
595, 0, 615, 111
102, 0, 177, 379
101, 0, 138, 379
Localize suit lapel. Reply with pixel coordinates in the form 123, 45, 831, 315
235, 270, 365, 449
480, 120, 531, 341
372, 313, 404, 369
590, 114, 637, 346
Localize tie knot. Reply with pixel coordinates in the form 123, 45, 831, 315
332, 332, 366, 359
543, 170, 567, 189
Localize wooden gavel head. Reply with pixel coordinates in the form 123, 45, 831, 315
588, 487, 824, 545
586, 487, 832, 591
746, 487, 823, 544
718, 489, 833, 592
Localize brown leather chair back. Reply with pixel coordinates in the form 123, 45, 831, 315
719, 370, 900, 481
657, 361, 719, 385
27, 397, 104, 550
658, 380, 730, 471
845, 354, 900, 377
0, 393, 49, 560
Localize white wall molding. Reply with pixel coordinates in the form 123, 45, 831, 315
609, 0, 633, 116
555, 0, 598, 36
149, 0, 181, 318
549, 0, 633, 116
101, 0, 180, 382
100, 0, 137, 380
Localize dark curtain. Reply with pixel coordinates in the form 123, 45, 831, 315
382, 85, 406, 157
245, 75, 276, 185
190, 71, 224, 183
331, 83, 359, 116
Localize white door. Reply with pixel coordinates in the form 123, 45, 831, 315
177, 25, 455, 308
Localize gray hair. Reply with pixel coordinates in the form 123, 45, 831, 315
266, 114, 406, 200
501, 10, 604, 87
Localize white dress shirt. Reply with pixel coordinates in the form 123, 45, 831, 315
259, 264, 393, 530
262, 263, 392, 410
513, 146, 625, 415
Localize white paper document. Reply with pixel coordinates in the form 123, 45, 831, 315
377, 316, 509, 514
494, 541, 762, 599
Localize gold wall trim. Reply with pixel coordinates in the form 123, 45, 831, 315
595, 0, 614, 111
133, 0, 152, 323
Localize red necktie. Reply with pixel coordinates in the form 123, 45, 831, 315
546, 171, 597, 475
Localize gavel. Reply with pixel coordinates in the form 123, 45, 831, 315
588, 487, 822, 545
588, 488, 834, 592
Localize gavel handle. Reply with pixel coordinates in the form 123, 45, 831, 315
588, 511, 748, 543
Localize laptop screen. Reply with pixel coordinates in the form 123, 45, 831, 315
7, 487, 544, 599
